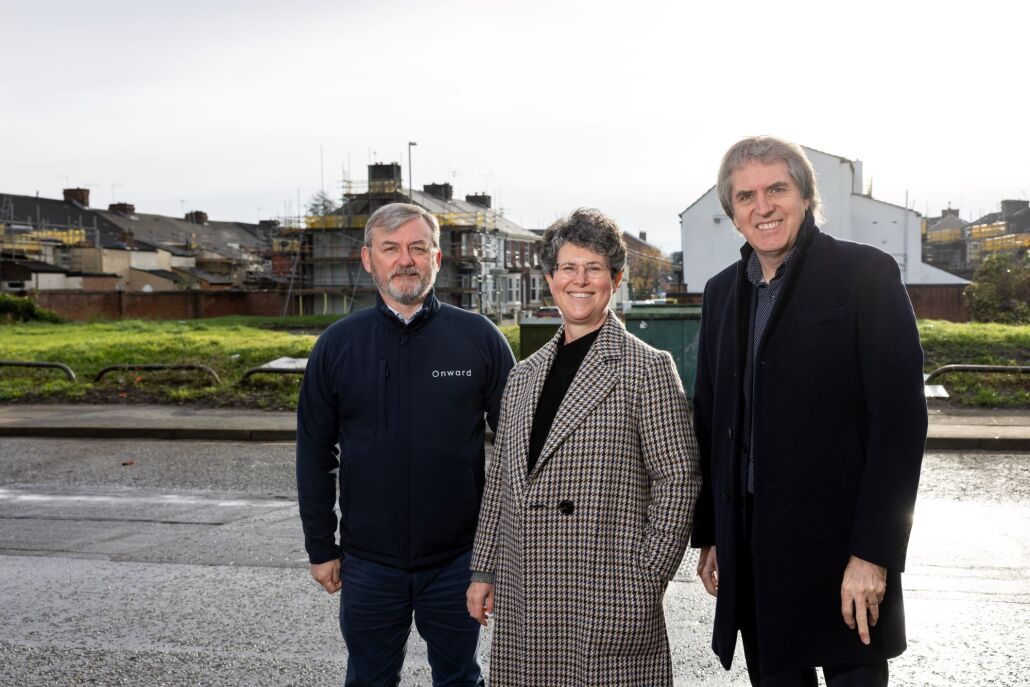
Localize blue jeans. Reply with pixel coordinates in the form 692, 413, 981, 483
339, 550, 484, 687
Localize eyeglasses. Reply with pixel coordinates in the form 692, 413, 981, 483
554, 261, 609, 280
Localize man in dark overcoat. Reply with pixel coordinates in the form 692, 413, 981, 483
691, 136, 927, 686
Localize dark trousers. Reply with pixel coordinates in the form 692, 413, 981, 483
739, 497, 888, 687
339, 550, 484, 687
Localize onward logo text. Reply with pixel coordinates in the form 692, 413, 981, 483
432, 369, 473, 378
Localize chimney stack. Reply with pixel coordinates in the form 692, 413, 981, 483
1001, 199, 1029, 218
465, 193, 491, 209
109, 202, 136, 215
423, 183, 453, 201
368, 163, 403, 194
639, 231, 648, 243
185, 211, 208, 225
63, 188, 90, 207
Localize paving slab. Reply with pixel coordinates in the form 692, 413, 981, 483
0, 403, 1028, 449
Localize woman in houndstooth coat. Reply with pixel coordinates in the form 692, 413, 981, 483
467, 209, 701, 686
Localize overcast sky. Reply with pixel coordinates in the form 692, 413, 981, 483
2, 0, 1026, 252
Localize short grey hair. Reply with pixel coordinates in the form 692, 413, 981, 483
716, 136, 823, 223
364, 202, 441, 247
539, 208, 627, 276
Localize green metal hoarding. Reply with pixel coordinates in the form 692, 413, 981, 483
623, 304, 702, 400
518, 316, 563, 360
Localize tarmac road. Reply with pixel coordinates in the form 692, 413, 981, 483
0, 438, 1028, 686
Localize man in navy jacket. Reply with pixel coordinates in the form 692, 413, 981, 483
691, 137, 927, 686
297, 202, 514, 686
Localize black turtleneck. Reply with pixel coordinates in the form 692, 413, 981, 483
527, 327, 601, 474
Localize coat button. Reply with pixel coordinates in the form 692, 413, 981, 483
727, 427, 733, 440
721, 489, 731, 502
557, 500, 575, 515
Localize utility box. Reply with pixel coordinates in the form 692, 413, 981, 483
623, 304, 702, 399
518, 316, 562, 360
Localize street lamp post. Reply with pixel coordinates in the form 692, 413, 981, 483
408, 141, 417, 198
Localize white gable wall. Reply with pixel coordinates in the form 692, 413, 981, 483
808, 150, 855, 241
680, 189, 740, 292
852, 196, 912, 277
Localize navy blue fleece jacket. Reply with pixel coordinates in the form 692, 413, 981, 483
296, 290, 515, 570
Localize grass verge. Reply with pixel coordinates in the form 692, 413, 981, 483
0, 317, 1026, 409
919, 320, 1030, 408
0, 317, 324, 409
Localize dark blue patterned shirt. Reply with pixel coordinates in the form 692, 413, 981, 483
744, 247, 797, 493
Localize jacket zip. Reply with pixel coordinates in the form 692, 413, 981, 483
377, 359, 389, 431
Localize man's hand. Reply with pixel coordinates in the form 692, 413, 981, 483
840, 555, 887, 645
466, 582, 495, 627
310, 559, 342, 594
697, 545, 719, 597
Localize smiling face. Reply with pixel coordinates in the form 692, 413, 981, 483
361, 216, 441, 311
730, 159, 810, 277
544, 243, 622, 341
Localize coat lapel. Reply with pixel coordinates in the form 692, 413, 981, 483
529, 311, 623, 480
507, 334, 558, 493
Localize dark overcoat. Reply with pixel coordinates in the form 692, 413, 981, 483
472, 312, 701, 686
690, 218, 928, 673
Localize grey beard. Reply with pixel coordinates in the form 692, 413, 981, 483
373, 267, 436, 305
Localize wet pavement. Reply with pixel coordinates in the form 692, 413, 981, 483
0, 438, 1027, 685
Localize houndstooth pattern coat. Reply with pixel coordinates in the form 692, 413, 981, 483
472, 311, 701, 686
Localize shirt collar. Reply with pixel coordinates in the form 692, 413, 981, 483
385, 301, 428, 325
746, 245, 797, 287
375, 288, 440, 329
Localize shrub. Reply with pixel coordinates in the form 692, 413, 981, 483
0, 293, 63, 323
964, 254, 1030, 324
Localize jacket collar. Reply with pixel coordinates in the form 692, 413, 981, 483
521, 310, 624, 480
731, 210, 820, 377
375, 288, 441, 332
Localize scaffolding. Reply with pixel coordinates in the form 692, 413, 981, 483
982, 232, 1030, 254
275, 162, 535, 317
0, 194, 98, 271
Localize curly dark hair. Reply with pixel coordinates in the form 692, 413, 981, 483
539, 208, 627, 276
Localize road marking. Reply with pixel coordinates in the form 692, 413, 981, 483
0, 488, 292, 509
